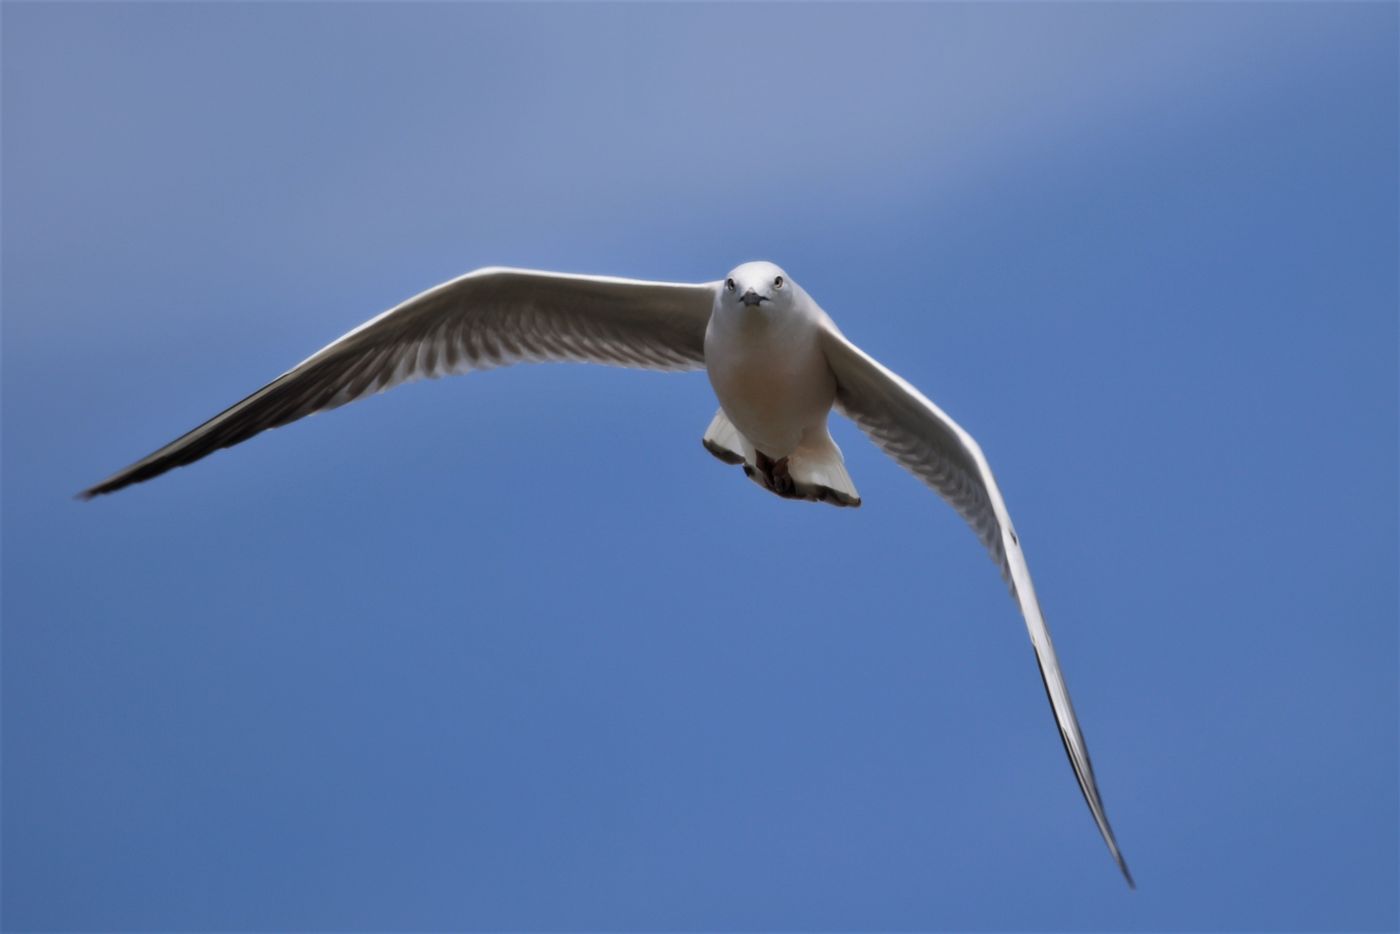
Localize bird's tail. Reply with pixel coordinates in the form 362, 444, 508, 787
701, 409, 860, 508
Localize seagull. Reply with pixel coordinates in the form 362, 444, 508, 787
80, 261, 1134, 886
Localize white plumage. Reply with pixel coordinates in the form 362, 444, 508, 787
82, 260, 1133, 887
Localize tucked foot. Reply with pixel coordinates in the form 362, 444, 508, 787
770, 457, 796, 496
754, 451, 798, 498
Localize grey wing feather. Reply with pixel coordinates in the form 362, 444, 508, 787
81, 268, 716, 498
820, 324, 1134, 889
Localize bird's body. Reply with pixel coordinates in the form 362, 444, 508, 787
704, 262, 835, 459
81, 260, 1134, 887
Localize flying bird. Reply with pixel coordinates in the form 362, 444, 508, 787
81, 261, 1134, 886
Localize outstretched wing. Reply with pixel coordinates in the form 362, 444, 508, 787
81, 268, 717, 498
821, 324, 1134, 888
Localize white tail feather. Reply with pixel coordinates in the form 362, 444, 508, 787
788, 430, 861, 506
701, 409, 860, 508
702, 408, 753, 465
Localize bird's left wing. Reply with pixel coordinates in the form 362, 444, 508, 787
81, 268, 717, 498
820, 324, 1134, 888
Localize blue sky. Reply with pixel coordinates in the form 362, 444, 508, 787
3, 3, 1396, 931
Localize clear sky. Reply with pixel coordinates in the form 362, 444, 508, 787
3, 3, 1396, 931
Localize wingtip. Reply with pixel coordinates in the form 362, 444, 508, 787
76, 479, 116, 501
1117, 855, 1137, 890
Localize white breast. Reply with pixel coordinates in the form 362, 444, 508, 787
703, 299, 836, 458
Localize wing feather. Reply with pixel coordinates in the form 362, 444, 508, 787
81, 267, 716, 498
821, 324, 1135, 888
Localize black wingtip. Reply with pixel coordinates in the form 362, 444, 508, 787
75, 480, 114, 501
1117, 854, 1137, 890
76, 473, 132, 499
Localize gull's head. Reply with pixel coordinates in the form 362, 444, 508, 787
723, 261, 793, 310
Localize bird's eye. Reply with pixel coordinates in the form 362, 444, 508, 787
725, 278, 736, 292
774, 276, 784, 289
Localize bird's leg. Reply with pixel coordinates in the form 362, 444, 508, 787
754, 450, 797, 497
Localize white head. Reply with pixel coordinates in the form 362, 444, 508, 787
721, 261, 794, 311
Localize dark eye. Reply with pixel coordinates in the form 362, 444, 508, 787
725, 278, 736, 292
773, 276, 784, 289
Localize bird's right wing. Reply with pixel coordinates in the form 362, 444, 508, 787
820, 323, 1134, 888
81, 268, 717, 498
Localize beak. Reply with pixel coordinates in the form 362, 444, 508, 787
741, 288, 768, 307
